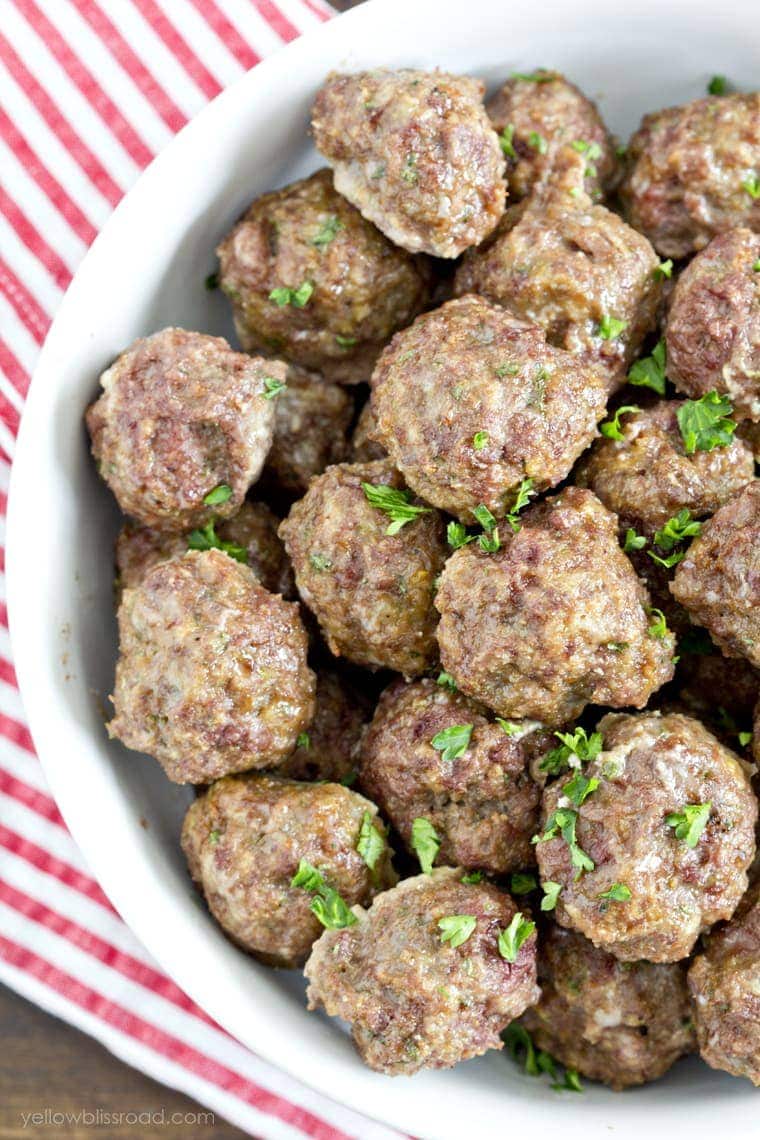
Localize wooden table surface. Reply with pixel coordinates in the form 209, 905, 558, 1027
2, 2, 366, 1138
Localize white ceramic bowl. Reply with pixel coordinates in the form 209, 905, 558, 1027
7, 0, 760, 1135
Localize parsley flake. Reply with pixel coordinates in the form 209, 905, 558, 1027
498, 912, 536, 963
665, 802, 711, 847
628, 338, 667, 394
511, 872, 537, 895
541, 881, 562, 911
438, 914, 477, 949
647, 608, 670, 640
754, 260, 760, 272
447, 520, 474, 549
296, 732, 311, 749
598, 882, 631, 903
742, 175, 760, 200
312, 215, 344, 248
648, 509, 702, 568
204, 271, 219, 290
623, 527, 646, 553
505, 477, 535, 533
203, 483, 233, 507
411, 817, 440, 874
533, 808, 595, 877
473, 431, 489, 450
499, 123, 516, 158
362, 482, 431, 535
511, 70, 554, 83
187, 522, 247, 564
564, 771, 600, 808
356, 811, 385, 871
431, 723, 473, 762
309, 553, 332, 572
738, 731, 753, 748
496, 718, 522, 736
600, 404, 640, 440
436, 671, 458, 692
540, 727, 603, 774
708, 75, 727, 94
262, 376, 287, 399
290, 858, 358, 929
502, 1024, 539, 1075
598, 313, 628, 340
654, 259, 674, 280
528, 131, 548, 154
269, 282, 314, 307
570, 138, 602, 177
335, 334, 357, 348
677, 391, 737, 454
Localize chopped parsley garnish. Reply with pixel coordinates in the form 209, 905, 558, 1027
540, 727, 603, 774
340, 769, 358, 787
623, 527, 646, 553
473, 431, 489, 450
708, 75, 727, 94
654, 258, 674, 280
362, 482, 431, 534
598, 882, 631, 903
648, 509, 702, 568
570, 138, 602, 177
499, 123, 516, 158
738, 731, 753, 748
461, 870, 484, 884
262, 376, 287, 399
269, 281, 314, 307
411, 816, 440, 874
741, 175, 760, 200
502, 1024, 583, 1092
436, 671, 458, 692
511, 70, 554, 83
677, 391, 737, 454
401, 153, 418, 183
473, 503, 497, 530
597, 313, 628, 340
564, 771, 600, 808
556, 1069, 583, 1093
473, 503, 501, 552
528, 131, 548, 154
628, 338, 667, 394
541, 881, 562, 911
479, 528, 501, 553
600, 404, 640, 440
505, 477, 534, 533
754, 260, 760, 272
510, 871, 537, 895
335, 334, 357, 348
533, 808, 595, 877
204, 271, 219, 290
209, 828, 221, 845
495, 362, 520, 377
498, 912, 536, 963
665, 802, 711, 848
187, 521, 247, 564
447, 520, 474, 549
290, 858, 357, 928
309, 552, 332, 572
431, 723, 473, 762
312, 215, 344, 248
647, 608, 670, 639
203, 483, 232, 507
356, 811, 385, 871
438, 914, 477, 949
296, 732, 311, 749
496, 718, 522, 736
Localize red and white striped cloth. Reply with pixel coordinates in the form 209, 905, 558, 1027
0, 2, 407, 1136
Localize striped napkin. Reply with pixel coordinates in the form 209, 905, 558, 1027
0, 2, 407, 1136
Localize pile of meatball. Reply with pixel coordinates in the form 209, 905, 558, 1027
87, 66, 760, 1090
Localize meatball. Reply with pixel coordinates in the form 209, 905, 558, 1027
370, 296, 608, 522
360, 679, 551, 875
181, 774, 396, 968
216, 170, 431, 383
263, 366, 352, 495
523, 925, 694, 1088
486, 69, 618, 201
575, 400, 755, 534
86, 328, 280, 532
279, 460, 446, 676
115, 501, 295, 599
311, 70, 505, 258
688, 881, 760, 1084
435, 487, 676, 726
454, 153, 658, 389
666, 228, 760, 422
671, 481, 760, 666
109, 550, 315, 783
304, 868, 539, 1074
350, 400, 386, 463
276, 670, 370, 784
536, 711, 757, 962
620, 94, 760, 258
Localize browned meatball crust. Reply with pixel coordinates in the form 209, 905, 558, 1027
575, 400, 755, 534
435, 488, 675, 726
350, 400, 387, 463
276, 670, 370, 784
371, 296, 608, 523
671, 481, 760, 666
263, 366, 352, 495
620, 94, 760, 258
109, 550, 315, 783
523, 925, 694, 1088
304, 868, 539, 1074
311, 70, 505, 259
86, 328, 281, 532
360, 679, 550, 875
536, 711, 757, 962
688, 881, 760, 1084
486, 69, 618, 201
115, 501, 295, 599
217, 170, 431, 383
279, 460, 446, 676
666, 228, 760, 422
181, 774, 396, 968
455, 153, 659, 389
